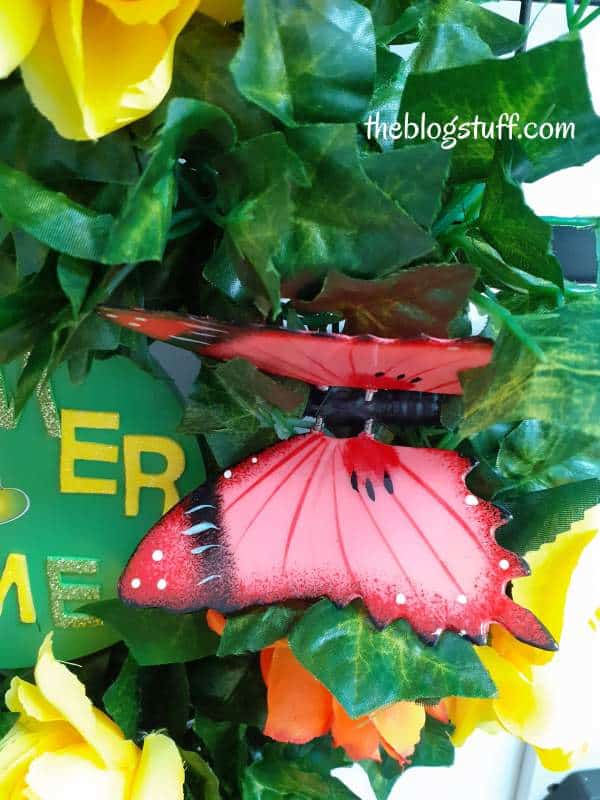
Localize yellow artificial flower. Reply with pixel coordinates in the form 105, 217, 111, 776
0, 634, 185, 799
0, 0, 243, 141
448, 504, 600, 771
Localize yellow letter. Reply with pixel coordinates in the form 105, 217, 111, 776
46, 557, 102, 629
0, 554, 36, 623
123, 435, 186, 517
60, 410, 119, 494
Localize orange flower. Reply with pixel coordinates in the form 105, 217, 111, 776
207, 610, 447, 764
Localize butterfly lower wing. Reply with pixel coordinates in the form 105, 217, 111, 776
119, 432, 555, 650
99, 306, 492, 394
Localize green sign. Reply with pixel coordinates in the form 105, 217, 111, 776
0, 356, 204, 668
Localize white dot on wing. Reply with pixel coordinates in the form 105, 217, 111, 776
131, 578, 141, 589
157, 579, 167, 591
152, 550, 164, 562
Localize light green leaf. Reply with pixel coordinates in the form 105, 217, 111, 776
289, 601, 495, 718
232, 0, 376, 126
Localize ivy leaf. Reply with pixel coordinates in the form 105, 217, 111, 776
400, 36, 600, 182
103, 655, 141, 740
362, 143, 451, 228
498, 479, 600, 555
410, 716, 455, 767
241, 745, 356, 799
495, 420, 600, 494
181, 749, 222, 800
83, 600, 218, 666
412, 0, 524, 73
173, 15, 273, 140
188, 654, 267, 727
280, 125, 436, 289
231, 0, 376, 126
0, 99, 235, 264
365, 46, 409, 150
193, 715, 249, 799
479, 150, 563, 288
296, 264, 476, 337
288, 601, 495, 718
460, 296, 600, 440
218, 606, 302, 656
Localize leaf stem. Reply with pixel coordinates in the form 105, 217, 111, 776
469, 290, 546, 361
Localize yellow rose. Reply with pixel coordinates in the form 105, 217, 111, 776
0, 634, 185, 799
448, 504, 600, 771
0, 0, 243, 141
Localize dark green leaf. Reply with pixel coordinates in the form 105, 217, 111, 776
365, 47, 409, 150
232, 0, 376, 126
0, 712, 17, 738
181, 749, 222, 800
83, 600, 218, 666
460, 296, 600, 440
103, 655, 141, 740
362, 143, 451, 228
296, 263, 475, 337
188, 654, 267, 727
479, 150, 563, 288
410, 716, 455, 767
289, 601, 495, 717
173, 15, 273, 140
57, 256, 94, 316
498, 479, 600, 555
400, 36, 600, 181
193, 715, 249, 798
218, 606, 301, 656
140, 663, 190, 741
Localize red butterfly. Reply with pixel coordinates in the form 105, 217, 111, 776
99, 307, 556, 651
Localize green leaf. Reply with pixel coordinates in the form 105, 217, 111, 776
57, 256, 94, 316
281, 125, 436, 287
498, 479, 600, 555
181, 358, 308, 444
296, 264, 476, 337
495, 420, 600, 494
412, 0, 524, 73
0, 712, 17, 738
400, 36, 600, 181
479, 150, 563, 288
173, 15, 273, 140
181, 749, 222, 800
0, 99, 235, 264
410, 716, 455, 767
360, 759, 399, 800
231, 0, 376, 126
193, 715, 249, 798
362, 143, 451, 228
140, 663, 190, 741
188, 654, 267, 727
103, 655, 140, 740
365, 46, 409, 150
241, 746, 356, 800
288, 601, 495, 718
460, 296, 600, 440
218, 606, 301, 656
83, 600, 218, 666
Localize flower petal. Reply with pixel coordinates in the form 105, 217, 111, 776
94, 0, 181, 26
446, 696, 498, 747
6, 678, 62, 723
22, 0, 197, 139
372, 702, 426, 760
130, 733, 184, 800
0, 721, 79, 796
32, 635, 136, 771
206, 609, 226, 636
25, 745, 127, 800
263, 645, 332, 744
331, 699, 380, 762
0, 0, 47, 77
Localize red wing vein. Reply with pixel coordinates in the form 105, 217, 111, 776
281, 441, 330, 571
388, 491, 463, 593
229, 437, 326, 550
355, 481, 417, 594
396, 458, 484, 551
225, 435, 316, 514
249, 345, 340, 384
332, 449, 360, 588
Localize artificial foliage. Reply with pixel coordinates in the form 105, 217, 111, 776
0, 1, 600, 798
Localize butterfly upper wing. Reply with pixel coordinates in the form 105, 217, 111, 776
119, 432, 555, 651
98, 307, 492, 394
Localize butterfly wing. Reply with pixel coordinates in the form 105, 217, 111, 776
119, 432, 555, 651
98, 307, 492, 394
